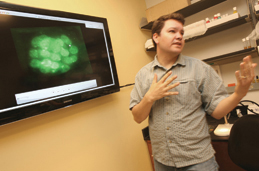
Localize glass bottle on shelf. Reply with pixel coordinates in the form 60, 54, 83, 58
233, 7, 237, 14
246, 37, 251, 48
217, 13, 221, 19
242, 38, 247, 49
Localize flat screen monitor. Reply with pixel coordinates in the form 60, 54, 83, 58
0, 1, 120, 126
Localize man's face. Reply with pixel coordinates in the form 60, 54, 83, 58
153, 19, 185, 55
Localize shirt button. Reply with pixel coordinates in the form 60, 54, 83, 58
166, 112, 169, 115
169, 140, 172, 143
165, 97, 169, 101
166, 127, 170, 130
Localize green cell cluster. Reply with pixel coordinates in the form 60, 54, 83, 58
29, 34, 79, 74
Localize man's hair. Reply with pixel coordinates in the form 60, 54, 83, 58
151, 13, 185, 49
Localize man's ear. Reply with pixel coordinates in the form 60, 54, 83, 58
153, 33, 159, 44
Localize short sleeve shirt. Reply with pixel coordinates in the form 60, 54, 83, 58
129, 54, 228, 168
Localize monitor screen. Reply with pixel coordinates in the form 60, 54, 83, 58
0, 1, 120, 126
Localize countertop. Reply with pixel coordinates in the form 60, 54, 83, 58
207, 114, 240, 141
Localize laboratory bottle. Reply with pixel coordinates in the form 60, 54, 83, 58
246, 37, 251, 48
233, 7, 237, 14
242, 38, 247, 49
217, 13, 221, 19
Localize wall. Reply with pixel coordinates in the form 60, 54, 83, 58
145, 0, 165, 9
0, 0, 155, 171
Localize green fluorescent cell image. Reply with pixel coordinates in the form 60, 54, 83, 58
11, 26, 92, 75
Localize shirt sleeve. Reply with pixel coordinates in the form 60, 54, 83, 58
129, 69, 151, 110
199, 64, 229, 115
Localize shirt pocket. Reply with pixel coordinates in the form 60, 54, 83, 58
173, 79, 201, 106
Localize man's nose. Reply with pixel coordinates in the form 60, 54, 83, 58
176, 32, 183, 40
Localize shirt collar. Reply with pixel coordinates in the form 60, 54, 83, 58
152, 54, 186, 69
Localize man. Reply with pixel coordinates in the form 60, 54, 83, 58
129, 13, 257, 171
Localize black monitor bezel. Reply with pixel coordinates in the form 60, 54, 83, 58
0, 1, 120, 126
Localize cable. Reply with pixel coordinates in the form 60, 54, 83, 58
239, 100, 259, 115
119, 83, 135, 88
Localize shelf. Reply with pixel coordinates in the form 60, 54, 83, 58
140, 18, 153, 30
255, 10, 259, 20
142, 1, 257, 67
178, 0, 226, 18
146, 48, 258, 65
146, 47, 155, 52
140, 0, 226, 30
144, 15, 250, 52
226, 82, 259, 93
185, 15, 249, 42
202, 47, 258, 65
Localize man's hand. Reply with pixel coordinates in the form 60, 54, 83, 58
235, 55, 257, 97
144, 71, 180, 103
211, 55, 257, 120
132, 71, 180, 123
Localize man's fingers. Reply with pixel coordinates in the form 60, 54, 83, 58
165, 82, 180, 91
152, 73, 158, 84
164, 75, 178, 86
235, 70, 241, 83
159, 71, 172, 83
241, 56, 257, 79
239, 62, 246, 78
165, 91, 179, 96
243, 55, 253, 67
